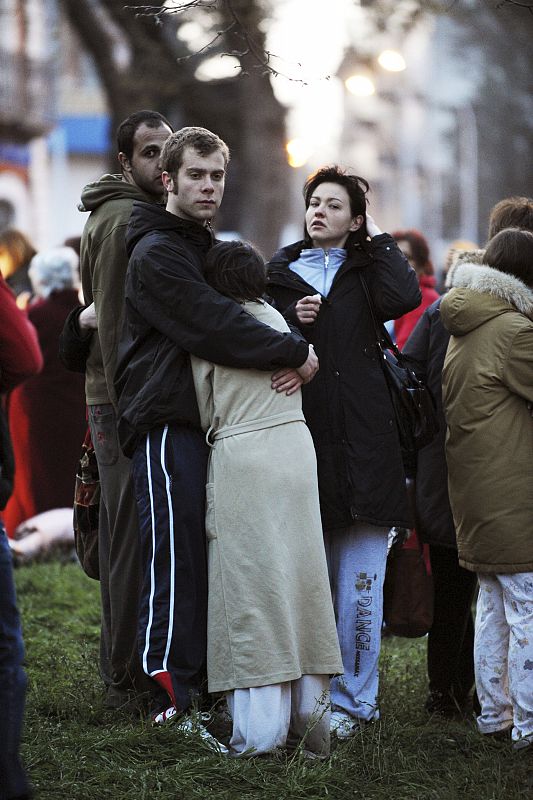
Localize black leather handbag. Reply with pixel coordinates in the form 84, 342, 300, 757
73, 428, 100, 580
359, 274, 439, 474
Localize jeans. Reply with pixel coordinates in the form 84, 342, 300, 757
0, 523, 30, 799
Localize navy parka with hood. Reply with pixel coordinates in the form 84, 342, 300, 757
115, 201, 309, 456
266, 232, 421, 532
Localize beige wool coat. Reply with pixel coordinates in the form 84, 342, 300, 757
441, 262, 533, 574
191, 300, 343, 693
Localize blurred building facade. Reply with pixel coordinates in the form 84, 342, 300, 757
0, 0, 108, 248
0, 0, 56, 237
337, 13, 481, 265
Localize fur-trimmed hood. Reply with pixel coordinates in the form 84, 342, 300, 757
445, 247, 485, 280
441, 260, 533, 336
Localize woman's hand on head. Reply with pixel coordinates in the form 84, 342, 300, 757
295, 294, 322, 325
365, 214, 382, 238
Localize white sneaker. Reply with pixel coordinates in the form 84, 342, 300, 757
152, 705, 178, 725
176, 713, 229, 755
330, 710, 361, 740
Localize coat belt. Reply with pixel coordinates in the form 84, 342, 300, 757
206, 409, 305, 447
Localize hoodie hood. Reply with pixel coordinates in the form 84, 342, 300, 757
440, 260, 533, 337
79, 174, 156, 213
125, 200, 214, 257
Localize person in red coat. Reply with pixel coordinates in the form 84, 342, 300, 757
393, 230, 440, 350
3, 247, 86, 537
0, 269, 42, 799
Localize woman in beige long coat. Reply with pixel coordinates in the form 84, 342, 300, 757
191, 241, 342, 758
441, 227, 533, 752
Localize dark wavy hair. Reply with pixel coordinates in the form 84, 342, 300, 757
483, 227, 533, 288
392, 229, 434, 276
205, 240, 266, 303
302, 166, 370, 245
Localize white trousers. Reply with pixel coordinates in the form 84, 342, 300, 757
226, 674, 330, 757
475, 572, 533, 746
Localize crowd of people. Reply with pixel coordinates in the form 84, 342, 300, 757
1, 109, 532, 795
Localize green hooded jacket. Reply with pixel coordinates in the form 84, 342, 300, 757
79, 174, 161, 407
441, 260, 533, 574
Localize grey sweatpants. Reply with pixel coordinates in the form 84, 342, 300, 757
324, 522, 389, 722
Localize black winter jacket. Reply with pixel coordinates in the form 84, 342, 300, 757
115, 202, 309, 456
266, 233, 421, 531
402, 296, 457, 549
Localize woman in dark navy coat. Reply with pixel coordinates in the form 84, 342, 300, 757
266, 166, 421, 738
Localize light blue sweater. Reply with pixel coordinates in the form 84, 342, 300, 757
289, 248, 346, 297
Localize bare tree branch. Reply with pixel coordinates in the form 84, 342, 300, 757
496, 0, 533, 12
127, 0, 217, 11
125, 0, 316, 82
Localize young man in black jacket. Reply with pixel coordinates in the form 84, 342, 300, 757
115, 127, 317, 747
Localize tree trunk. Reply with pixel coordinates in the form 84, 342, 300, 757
58, 0, 290, 253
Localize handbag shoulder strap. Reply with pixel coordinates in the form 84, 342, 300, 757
358, 273, 402, 360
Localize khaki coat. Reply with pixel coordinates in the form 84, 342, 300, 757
441, 262, 533, 573
191, 301, 343, 692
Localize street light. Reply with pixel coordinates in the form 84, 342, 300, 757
377, 50, 406, 73
345, 74, 376, 97
286, 138, 313, 169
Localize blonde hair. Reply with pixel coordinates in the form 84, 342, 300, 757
0, 228, 36, 276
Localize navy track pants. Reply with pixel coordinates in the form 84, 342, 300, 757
131, 425, 209, 712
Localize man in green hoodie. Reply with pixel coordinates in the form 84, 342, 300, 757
76, 110, 173, 713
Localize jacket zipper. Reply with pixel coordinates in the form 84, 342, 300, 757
323, 251, 329, 296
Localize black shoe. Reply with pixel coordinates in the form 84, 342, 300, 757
425, 690, 468, 719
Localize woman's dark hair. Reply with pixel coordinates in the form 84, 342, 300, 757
483, 227, 533, 287
204, 240, 266, 302
392, 228, 434, 276
303, 166, 370, 245
488, 196, 533, 240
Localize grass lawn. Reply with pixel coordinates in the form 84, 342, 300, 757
15, 562, 532, 800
